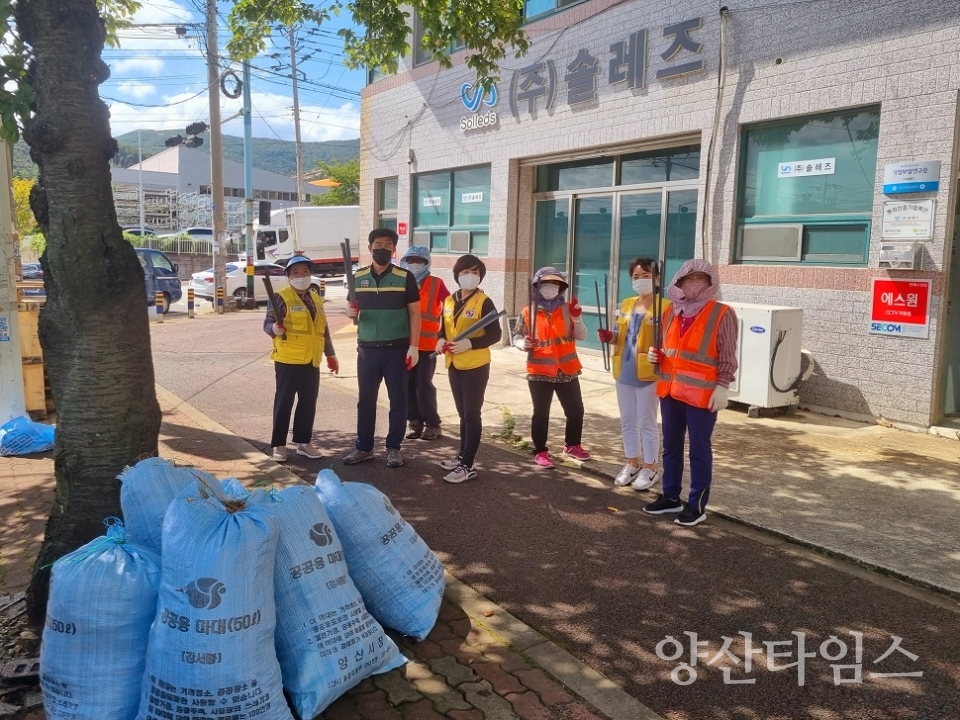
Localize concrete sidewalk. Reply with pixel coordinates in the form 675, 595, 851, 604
0, 389, 658, 720
337, 322, 960, 599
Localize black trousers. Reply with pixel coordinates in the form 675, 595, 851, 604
528, 378, 584, 454
272, 361, 320, 448
356, 345, 408, 452
448, 364, 490, 467
407, 354, 441, 427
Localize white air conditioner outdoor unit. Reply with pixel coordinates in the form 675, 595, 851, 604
724, 302, 809, 412
740, 224, 803, 261
449, 230, 471, 253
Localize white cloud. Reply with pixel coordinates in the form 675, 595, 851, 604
132, 0, 193, 23
110, 56, 166, 76
117, 81, 157, 99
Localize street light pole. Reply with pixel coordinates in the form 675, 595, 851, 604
288, 25, 304, 207
243, 61, 255, 301
206, 0, 227, 312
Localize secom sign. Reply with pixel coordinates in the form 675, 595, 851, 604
460, 82, 499, 132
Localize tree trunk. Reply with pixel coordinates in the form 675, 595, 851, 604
16, 0, 162, 625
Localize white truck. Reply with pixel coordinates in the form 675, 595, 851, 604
252, 206, 359, 276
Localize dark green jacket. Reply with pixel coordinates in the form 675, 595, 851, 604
355, 264, 419, 346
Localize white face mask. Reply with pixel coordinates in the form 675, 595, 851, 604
539, 285, 560, 301
289, 276, 312, 291
632, 278, 653, 296
458, 273, 480, 291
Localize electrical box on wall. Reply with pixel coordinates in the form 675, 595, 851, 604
879, 242, 920, 270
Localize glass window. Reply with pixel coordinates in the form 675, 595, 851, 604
415, 172, 451, 227
453, 167, 491, 226
524, 0, 586, 21
621, 145, 701, 185
379, 178, 398, 211
533, 199, 569, 272
536, 158, 614, 192
413, 14, 432, 66
381, 217, 398, 233
430, 231, 448, 252
470, 231, 489, 254
151, 252, 174, 273
741, 107, 880, 219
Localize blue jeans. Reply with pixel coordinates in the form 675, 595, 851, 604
356, 345, 409, 452
659, 395, 717, 513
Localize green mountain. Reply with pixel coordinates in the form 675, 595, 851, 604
12, 129, 359, 179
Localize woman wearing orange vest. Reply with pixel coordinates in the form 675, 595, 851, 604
644, 259, 738, 527
512, 267, 590, 469
597, 257, 670, 491
400, 246, 450, 441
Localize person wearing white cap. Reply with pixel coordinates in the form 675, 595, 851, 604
512, 267, 591, 469
264, 253, 338, 462
400, 245, 450, 441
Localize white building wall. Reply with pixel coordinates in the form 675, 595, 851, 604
360, 0, 960, 427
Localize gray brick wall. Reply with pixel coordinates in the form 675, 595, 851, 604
360, 0, 960, 426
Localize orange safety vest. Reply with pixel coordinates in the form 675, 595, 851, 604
656, 300, 728, 409
417, 275, 445, 352
522, 304, 582, 377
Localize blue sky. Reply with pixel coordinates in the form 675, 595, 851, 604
100, 0, 365, 144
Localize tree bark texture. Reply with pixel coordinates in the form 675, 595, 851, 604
16, 0, 162, 624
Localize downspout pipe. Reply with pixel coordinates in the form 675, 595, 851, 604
701, 6, 729, 263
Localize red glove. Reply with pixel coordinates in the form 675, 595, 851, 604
597, 328, 614, 344
326, 356, 339, 375
568, 295, 583, 318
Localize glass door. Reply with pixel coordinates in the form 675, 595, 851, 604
616, 192, 663, 306
664, 189, 698, 285
533, 199, 570, 275
572, 195, 613, 351
942, 193, 960, 424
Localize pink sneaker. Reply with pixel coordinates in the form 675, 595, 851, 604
535, 451, 554, 468
563, 444, 592, 461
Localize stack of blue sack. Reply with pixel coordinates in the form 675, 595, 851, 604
0, 415, 54, 456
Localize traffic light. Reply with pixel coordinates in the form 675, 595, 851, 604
258, 201, 272, 226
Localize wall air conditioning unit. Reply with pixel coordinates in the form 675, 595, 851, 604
739, 224, 803, 261
412, 231, 431, 247
449, 230, 471, 253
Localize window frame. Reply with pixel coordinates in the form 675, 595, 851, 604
376, 177, 399, 231
412, 165, 492, 255
524, 0, 590, 23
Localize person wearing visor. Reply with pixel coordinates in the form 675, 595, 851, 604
598, 257, 670, 491
644, 259, 738, 527
264, 253, 338, 462
343, 228, 422, 468
435, 255, 501, 484
512, 267, 590, 469
400, 246, 450, 442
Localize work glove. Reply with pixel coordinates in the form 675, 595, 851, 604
326, 356, 339, 375
647, 347, 665, 364
450, 338, 472, 354
514, 335, 534, 352
597, 328, 615, 344
568, 295, 583, 318
346, 302, 359, 319
435, 339, 449, 355
405, 346, 419, 370
709, 386, 729, 413
272, 323, 286, 337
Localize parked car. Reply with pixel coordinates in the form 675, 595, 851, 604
20, 262, 43, 280
123, 227, 157, 236
189, 261, 325, 304
135, 247, 182, 314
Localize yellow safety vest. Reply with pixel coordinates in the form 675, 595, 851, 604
611, 297, 671, 382
271, 285, 327, 368
442, 290, 491, 370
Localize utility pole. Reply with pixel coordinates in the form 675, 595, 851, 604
243, 61, 255, 302
288, 25, 304, 207
0, 141, 26, 423
206, 0, 227, 310
138, 129, 145, 234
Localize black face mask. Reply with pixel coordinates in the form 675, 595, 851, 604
371, 248, 392, 266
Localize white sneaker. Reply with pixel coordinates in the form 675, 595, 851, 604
443, 464, 477, 484
631, 468, 659, 491
272, 446, 288, 462
439, 457, 461, 471
614, 465, 641, 487
296, 443, 323, 459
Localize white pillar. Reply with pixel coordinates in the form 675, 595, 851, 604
0, 141, 26, 422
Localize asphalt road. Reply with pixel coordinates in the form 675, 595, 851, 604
150, 302, 960, 720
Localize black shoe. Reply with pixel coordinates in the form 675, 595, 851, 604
643, 495, 684, 515
675, 505, 707, 526
405, 424, 423, 440
420, 425, 441, 440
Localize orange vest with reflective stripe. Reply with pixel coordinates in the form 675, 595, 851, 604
656, 300, 728, 409
417, 275, 445, 351
522, 304, 582, 377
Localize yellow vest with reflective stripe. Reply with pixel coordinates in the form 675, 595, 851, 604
611, 296, 671, 382
442, 291, 491, 370
271, 285, 327, 367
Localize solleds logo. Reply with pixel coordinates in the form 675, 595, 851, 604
460, 82, 498, 112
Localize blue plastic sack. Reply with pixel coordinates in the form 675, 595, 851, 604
120, 457, 219, 555
0, 415, 54, 456
315, 469, 444, 640
237, 485, 405, 718
136, 479, 292, 720
41, 518, 161, 720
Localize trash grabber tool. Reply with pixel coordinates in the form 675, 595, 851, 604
261, 275, 286, 340
430, 309, 507, 358
594, 278, 610, 372
341, 238, 357, 326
